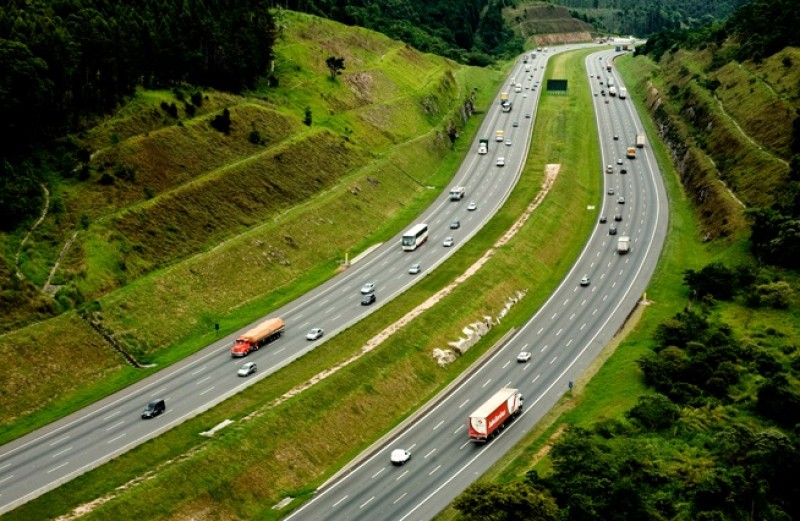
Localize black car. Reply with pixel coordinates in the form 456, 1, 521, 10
615, 213, 623, 221
361, 293, 376, 306
142, 399, 165, 419
609, 225, 617, 235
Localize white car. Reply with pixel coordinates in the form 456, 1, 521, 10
390, 449, 411, 466
580, 276, 590, 287
505, 139, 512, 146
360, 282, 376, 294
306, 328, 324, 341
517, 352, 532, 363
443, 237, 454, 247
467, 202, 478, 211
238, 362, 257, 377
496, 157, 505, 167
409, 263, 421, 274
617, 158, 623, 165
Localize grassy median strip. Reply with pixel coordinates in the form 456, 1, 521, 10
7, 49, 602, 520
432, 51, 753, 521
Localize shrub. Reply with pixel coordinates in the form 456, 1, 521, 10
753, 281, 794, 309
211, 108, 232, 134
248, 129, 263, 145
191, 91, 203, 107
160, 101, 178, 118
627, 394, 681, 430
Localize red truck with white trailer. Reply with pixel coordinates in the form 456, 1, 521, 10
468, 388, 524, 443
230, 317, 285, 357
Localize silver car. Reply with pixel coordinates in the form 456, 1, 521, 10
306, 328, 324, 341
238, 362, 257, 377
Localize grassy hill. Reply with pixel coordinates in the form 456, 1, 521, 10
621, 46, 797, 239
0, 12, 504, 437
506, 3, 595, 46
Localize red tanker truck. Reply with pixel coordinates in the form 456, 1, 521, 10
468, 387, 524, 443
230, 317, 285, 357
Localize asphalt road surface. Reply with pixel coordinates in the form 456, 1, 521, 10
0, 44, 565, 517
283, 47, 668, 521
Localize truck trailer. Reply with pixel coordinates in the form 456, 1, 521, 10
617, 236, 631, 254
231, 317, 285, 357
468, 388, 524, 443
449, 186, 466, 200
636, 134, 646, 148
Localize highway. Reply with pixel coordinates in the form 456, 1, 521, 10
0, 45, 559, 516
284, 47, 668, 520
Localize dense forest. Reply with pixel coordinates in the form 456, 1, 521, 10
272, 0, 522, 65
560, 0, 751, 37
0, 0, 276, 229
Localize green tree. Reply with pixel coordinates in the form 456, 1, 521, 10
454, 481, 559, 521
0, 160, 44, 230
325, 56, 345, 79
626, 393, 681, 430
683, 262, 738, 300
0, 38, 54, 152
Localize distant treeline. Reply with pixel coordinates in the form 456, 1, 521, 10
561, 0, 750, 37
639, 0, 800, 62
272, 0, 521, 65
0, 0, 276, 157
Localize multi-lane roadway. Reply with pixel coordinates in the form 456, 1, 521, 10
0, 45, 559, 517
284, 48, 668, 520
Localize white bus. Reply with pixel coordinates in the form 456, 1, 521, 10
402, 223, 429, 251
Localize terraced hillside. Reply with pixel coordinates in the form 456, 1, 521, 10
506, 2, 595, 46
623, 46, 798, 239
0, 12, 501, 436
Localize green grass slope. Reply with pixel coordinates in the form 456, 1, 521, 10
625, 45, 795, 239
0, 11, 503, 442
506, 3, 595, 46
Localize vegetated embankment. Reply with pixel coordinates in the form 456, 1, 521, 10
0, 11, 491, 441
621, 47, 795, 240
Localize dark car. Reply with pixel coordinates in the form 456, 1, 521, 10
609, 224, 617, 235
361, 293, 376, 306
142, 399, 165, 419
599, 215, 607, 223
615, 213, 623, 221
